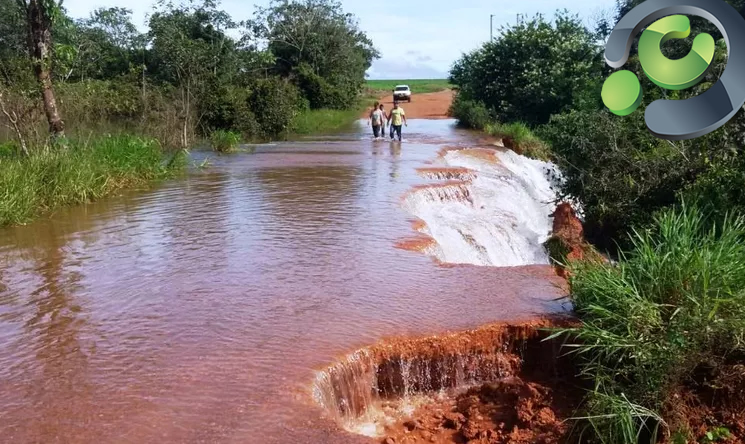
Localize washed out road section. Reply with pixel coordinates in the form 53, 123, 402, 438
0, 118, 566, 444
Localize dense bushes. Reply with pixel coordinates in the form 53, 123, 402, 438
683, 154, 745, 224
539, 106, 745, 251
538, 109, 685, 249
247, 77, 306, 139
449, 11, 603, 127
448, 95, 492, 130
57, 80, 143, 121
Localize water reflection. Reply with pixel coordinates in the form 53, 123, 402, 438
6, 223, 94, 441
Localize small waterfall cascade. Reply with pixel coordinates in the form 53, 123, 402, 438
401, 147, 562, 267
311, 321, 565, 438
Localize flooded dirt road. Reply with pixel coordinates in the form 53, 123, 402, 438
0, 119, 567, 443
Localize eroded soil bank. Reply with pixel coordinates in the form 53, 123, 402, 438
380, 375, 579, 444
375, 323, 582, 444
354, 316, 745, 444
312, 318, 583, 444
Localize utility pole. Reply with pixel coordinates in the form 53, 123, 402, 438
490, 14, 494, 41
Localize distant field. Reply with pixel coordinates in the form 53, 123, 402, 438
365, 79, 450, 94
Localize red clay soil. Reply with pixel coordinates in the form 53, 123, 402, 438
547, 203, 607, 278
550, 203, 586, 263
363, 90, 455, 119
550, 204, 584, 251
379, 376, 579, 444
394, 235, 437, 253
377, 335, 583, 444
660, 363, 745, 443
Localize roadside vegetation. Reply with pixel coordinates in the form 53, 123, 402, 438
555, 204, 745, 443
0, 135, 184, 225
448, 2, 745, 443
290, 95, 380, 135
0, 0, 378, 226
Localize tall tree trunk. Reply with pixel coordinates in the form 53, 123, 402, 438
21, 0, 65, 138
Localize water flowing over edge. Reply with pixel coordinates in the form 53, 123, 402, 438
311, 146, 571, 438
400, 147, 563, 267
310, 318, 575, 438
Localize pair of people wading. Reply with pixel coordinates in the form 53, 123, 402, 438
368, 101, 407, 141
369, 102, 386, 138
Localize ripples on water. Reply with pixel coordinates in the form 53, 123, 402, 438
0, 119, 567, 443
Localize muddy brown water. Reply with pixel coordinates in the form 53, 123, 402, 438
0, 119, 567, 443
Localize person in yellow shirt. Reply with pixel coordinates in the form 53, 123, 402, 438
386, 101, 407, 141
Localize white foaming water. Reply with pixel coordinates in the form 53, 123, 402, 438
402, 149, 561, 267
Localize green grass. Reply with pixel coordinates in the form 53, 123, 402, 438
289, 95, 378, 135
550, 204, 745, 443
290, 108, 362, 135
484, 121, 552, 161
364, 79, 451, 94
0, 134, 186, 226
210, 130, 241, 153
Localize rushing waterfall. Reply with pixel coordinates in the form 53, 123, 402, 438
401, 147, 561, 267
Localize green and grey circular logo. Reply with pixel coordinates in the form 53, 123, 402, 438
601, 0, 745, 140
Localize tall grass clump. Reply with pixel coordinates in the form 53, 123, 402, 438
210, 130, 241, 153
554, 204, 745, 443
290, 95, 378, 136
290, 108, 360, 135
485, 121, 551, 161
0, 135, 186, 226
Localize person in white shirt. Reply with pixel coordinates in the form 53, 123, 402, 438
368, 102, 385, 138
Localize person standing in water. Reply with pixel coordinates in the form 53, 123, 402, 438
387, 101, 407, 141
368, 102, 384, 138
378, 103, 387, 138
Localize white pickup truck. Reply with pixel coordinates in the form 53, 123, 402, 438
392, 85, 412, 102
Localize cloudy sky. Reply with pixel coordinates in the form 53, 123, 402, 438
63, 0, 617, 79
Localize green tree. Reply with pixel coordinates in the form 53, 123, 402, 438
16, 0, 66, 137
0, 0, 31, 83
247, 0, 379, 109
538, 3, 745, 248
449, 10, 603, 126
148, 0, 240, 147
65, 8, 145, 82
248, 76, 304, 138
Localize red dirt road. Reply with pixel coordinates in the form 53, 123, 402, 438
363, 89, 455, 119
